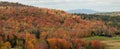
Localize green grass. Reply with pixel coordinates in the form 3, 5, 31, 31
83, 36, 120, 41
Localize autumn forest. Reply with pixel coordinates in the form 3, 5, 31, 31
0, 2, 120, 49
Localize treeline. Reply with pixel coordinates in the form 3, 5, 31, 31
0, 1, 29, 7
0, 33, 105, 49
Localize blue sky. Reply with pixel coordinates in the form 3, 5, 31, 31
1, 0, 120, 12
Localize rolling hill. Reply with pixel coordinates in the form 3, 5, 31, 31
0, 2, 113, 49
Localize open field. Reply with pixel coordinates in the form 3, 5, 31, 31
102, 40, 120, 49
83, 36, 120, 49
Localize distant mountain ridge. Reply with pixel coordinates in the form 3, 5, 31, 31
68, 9, 98, 14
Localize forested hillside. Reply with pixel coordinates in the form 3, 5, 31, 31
0, 2, 107, 49
75, 14, 120, 36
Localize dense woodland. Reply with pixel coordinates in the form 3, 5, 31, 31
0, 2, 117, 49
75, 14, 120, 36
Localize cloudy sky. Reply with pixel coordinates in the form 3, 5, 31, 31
1, 0, 120, 12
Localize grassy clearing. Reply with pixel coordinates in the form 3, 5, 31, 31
83, 36, 120, 49
102, 40, 120, 49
